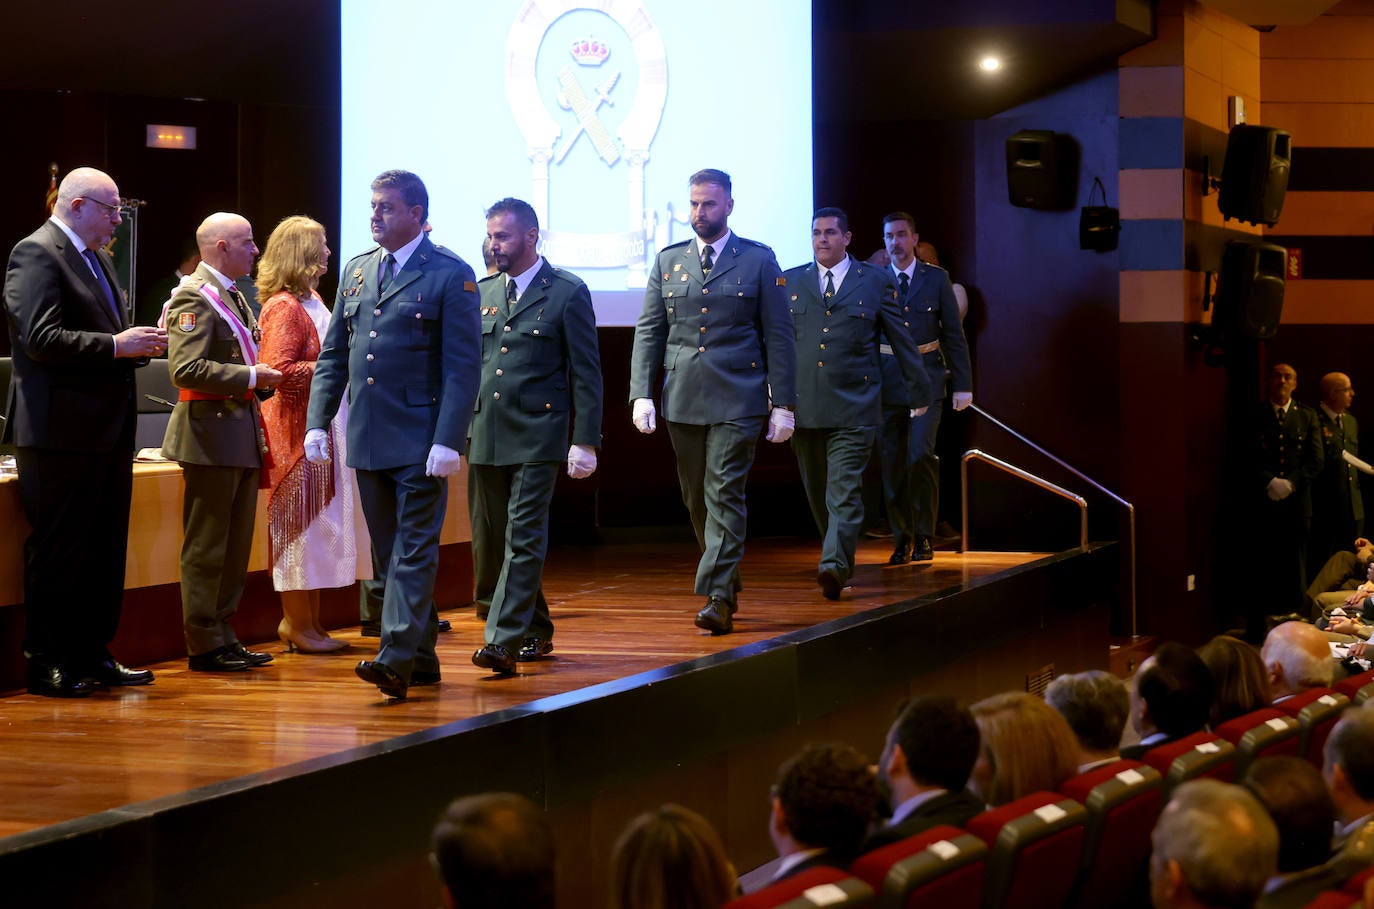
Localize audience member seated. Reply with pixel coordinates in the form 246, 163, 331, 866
1121, 643, 1216, 760
1308, 539, 1374, 618
968, 691, 1079, 807
431, 792, 555, 909
864, 695, 984, 850
1262, 621, 1336, 702
1242, 756, 1337, 907
1198, 634, 1272, 727
610, 803, 739, 909
1149, 779, 1279, 909
1045, 669, 1130, 772
1325, 708, 1374, 872
764, 742, 881, 885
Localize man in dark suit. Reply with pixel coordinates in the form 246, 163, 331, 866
1249, 363, 1323, 639
3, 166, 167, 696
162, 212, 283, 672
763, 742, 880, 886
784, 207, 930, 599
467, 197, 603, 675
306, 170, 481, 699
1120, 643, 1215, 759
865, 696, 984, 850
878, 212, 972, 565
1311, 372, 1364, 576
629, 168, 796, 634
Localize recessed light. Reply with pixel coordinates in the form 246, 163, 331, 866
979, 56, 1002, 73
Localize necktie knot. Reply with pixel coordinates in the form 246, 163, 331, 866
701, 244, 714, 276
380, 253, 397, 293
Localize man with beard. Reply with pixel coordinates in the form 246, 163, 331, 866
629, 169, 796, 634
466, 198, 603, 675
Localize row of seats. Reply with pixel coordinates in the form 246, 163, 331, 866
727, 669, 1374, 909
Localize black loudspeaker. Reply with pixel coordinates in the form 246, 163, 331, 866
1215, 240, 1287, 340
1218, 124, 1291, 226
1006, 130, 1070, 210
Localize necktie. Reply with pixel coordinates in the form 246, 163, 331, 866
823, 270, 835, 299
82, 248, 121, 324
505, 276, 517, 315
898, 271, 910, 300
226, 282, 249, 318
701, 244, 714, 277
380, 253, 397, 294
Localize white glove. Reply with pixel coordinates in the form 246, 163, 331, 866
909, 406, 929, 418
1266, 477, 1294, 501
632, 398, 657, 434
425, 443, 463, 478
567, 444, 598, 479
304, 428, 330, 463
765, 406, 795, 443
953, 391, 973, 412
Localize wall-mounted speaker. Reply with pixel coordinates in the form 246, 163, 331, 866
1215, 240, 1287, 340
1006, 130, 1073, 210
1218, 125, 1291, 227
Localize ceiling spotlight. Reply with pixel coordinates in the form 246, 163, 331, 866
979, 56, 1002, 73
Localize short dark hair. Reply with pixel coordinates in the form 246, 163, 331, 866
371, 169, 429, 222
485, 197, 539, 232
812, 206, 849, 234
1326, 707, 1374, 800
890, 696, 979, 791
689, 168, 732, 196
1243, 756, 1335, 873
1138, 642, 1216, 739
882, 211, 916, 232
431, 793, 555, 909
774, 742, 880, 857
1046, 670, 1130, 753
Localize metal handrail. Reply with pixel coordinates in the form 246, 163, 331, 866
961, 450, 1088, 549
960, 403, 1139, 637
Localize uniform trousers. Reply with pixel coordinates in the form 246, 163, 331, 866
793, 426, 877, 584
469, 461, 558, 649
179, 462, 259, 655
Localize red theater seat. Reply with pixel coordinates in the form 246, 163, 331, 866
723, 866, 874, 909
1272, 689, 1350, 765
850, 825, 985, 909
1214, 708, 1302, 776
1139, 732, 1236, 792
965, 791, 1087, 909
1300, 892, 1359, 909
1335, 668, 1374, 706
1056, 760, 1164, 909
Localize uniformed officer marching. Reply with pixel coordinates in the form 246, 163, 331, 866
629, 168, 797, 635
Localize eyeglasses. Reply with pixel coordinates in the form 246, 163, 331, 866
80, 197, 123, 217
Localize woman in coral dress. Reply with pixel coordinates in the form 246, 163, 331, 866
256, 216, 361, 652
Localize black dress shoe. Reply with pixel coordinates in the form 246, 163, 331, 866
27, 662, 92, 698
436, 618, 452, 633
472, 644, 517, 675
411, 670, 442, 686
518, 637, 554, 661
188, 647, 252, 672
913, 536, 935, 562
84, 658, 154, 687
695, 597, 734, 635
355, 660, 407, 698
817, 568, 843, 601
888, 541, 912, 565
228, 642, 274, 666
360, 621, 381, 638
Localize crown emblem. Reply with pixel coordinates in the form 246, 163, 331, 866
569, 38, 610, 66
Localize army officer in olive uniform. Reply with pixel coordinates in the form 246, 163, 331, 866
163, 213, 283, 671
629, 168, 797, 635
785, 207, 931, 600
467, 198, 603, 676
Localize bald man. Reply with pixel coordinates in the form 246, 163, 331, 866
162, 213, 284, 672
1311, 372, 1363, 576
3, 167, 167, 696
1261, 620, 1334, 702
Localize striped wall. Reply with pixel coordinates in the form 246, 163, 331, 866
1261, 1, 1374, 324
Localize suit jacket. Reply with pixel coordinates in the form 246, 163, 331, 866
1254, 401, 1323, 519
880, 259, 971, 407
629, 233, 796, 423
3, 219, 135, 451
1314, 408, 1364, 524
161, 264, 264, 468
467, 260, 603, 465
862, 788, 986, 851
307, 237, 481, 470
784, 256, 931, 428
1257, 816, 1374, 909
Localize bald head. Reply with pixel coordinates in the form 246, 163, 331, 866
52, 167, 122, 251
1261, 621, 1333, 700
196, 213, 259, 281
1321, 372, 1354, 414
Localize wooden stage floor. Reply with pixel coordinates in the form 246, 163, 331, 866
0, 537, 1041, 842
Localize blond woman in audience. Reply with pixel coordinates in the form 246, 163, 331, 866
1197, 634, 1270, 726
969, 691, 1078, 807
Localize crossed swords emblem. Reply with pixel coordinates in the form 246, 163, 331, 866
555, 65, 621, 166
